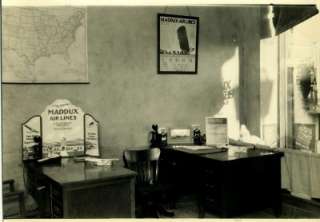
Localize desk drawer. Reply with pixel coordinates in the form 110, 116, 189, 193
200, 160, 219, 178
201, 169, 220, 185
204, 183, 219, 196
202, 168, 222, 213
203, 168, 216, 176
50, 183, 63, 218
51, 184, 63, 201
51, 198, 63, 218
204, 196, 221, 211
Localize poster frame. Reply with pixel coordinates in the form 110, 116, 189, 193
157, 13, 199, 74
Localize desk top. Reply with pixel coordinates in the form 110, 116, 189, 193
27, 158, 136, 187
202, 148, 283, 161
168, 146, 283, 162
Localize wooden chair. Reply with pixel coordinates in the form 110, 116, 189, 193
3, 179, 26, 218
123, 148, 175, 218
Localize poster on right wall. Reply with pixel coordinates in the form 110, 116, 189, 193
158, 13, 199, 74
294, 123, 315, 152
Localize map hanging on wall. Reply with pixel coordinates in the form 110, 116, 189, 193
41, 99, 85, 158
2, 7, 88, 83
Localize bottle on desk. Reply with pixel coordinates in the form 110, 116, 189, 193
32, 136, 42, 160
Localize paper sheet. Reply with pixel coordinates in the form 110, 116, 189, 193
205, 117, 228, 146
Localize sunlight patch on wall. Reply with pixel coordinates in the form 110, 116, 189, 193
260, 37, 278, 147
216, 46, 239, 139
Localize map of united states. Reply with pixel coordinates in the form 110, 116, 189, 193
3, 7, 87, 82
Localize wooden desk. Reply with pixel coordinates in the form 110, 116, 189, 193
24, 158, 136, 218
161, 147, 284, 218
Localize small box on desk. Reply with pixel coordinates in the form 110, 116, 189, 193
167, 128, 193, 144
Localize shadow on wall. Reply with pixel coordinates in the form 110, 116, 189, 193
93, 6, 251, 157
196, 6, 274, 126
176, 7, 242, 120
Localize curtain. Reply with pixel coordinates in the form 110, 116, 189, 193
281, 149, 320, 199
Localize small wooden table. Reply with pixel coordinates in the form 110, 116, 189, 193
25, 158, 136, 218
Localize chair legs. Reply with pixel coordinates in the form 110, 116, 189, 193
137, 203, 159, 218
18, 192, 26, 217
137, 201, 175, 218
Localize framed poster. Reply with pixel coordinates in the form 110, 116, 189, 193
158, 13, 199, 74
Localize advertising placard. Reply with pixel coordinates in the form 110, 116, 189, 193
41, 99, 85, 157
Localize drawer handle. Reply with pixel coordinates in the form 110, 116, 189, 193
172, 162, 177, 166
205, 184, 215, 189
204, 169, 215, 175
206, 197, 216, 203
52, 189, 61, 194
37, 186, 46, 191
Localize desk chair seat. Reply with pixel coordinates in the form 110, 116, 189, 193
123, 148, 175, 218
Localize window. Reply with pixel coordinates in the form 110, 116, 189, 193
261, 13, 320, 152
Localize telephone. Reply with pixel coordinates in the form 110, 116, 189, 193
193, 128, 206, 145
192, 128, 200, 145
32, 136, 42, 160
25, 136, 61, 164
150, 124, 161, 148
150, 124, 167, 148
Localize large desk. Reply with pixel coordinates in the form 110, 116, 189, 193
161, 147, 284, 217
24, 159, 136, 218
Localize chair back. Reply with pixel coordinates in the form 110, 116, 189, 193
123, 148, 161, 185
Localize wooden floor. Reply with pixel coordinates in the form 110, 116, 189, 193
4, 191, 320, 219
171, 193, 320, 219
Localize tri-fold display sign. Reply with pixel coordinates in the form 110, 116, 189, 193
22, 99, 100, 160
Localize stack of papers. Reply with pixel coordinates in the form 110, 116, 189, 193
85, 157, 119, 166
173, 145, 218, 151
173, 145, 228, 154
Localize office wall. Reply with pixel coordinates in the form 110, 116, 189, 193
2, 6, 260, 189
